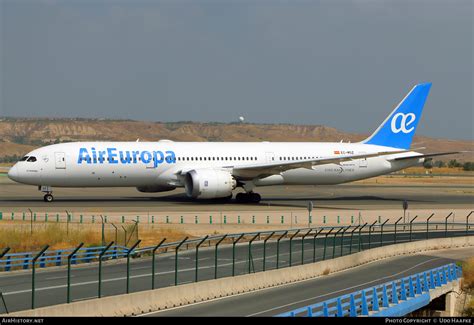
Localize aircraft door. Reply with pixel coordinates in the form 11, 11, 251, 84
359, 157, 368, 168
265, 152, 275, 163
55, 152, 66, 169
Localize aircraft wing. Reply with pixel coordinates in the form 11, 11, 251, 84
388, 151, 467, 161
226, 150, 407, 180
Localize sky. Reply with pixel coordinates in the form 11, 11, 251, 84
0, 0, 472, 140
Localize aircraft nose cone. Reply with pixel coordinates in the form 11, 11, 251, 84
7, 165, 19, 182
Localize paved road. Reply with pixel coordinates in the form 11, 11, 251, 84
1, 178, 473, 211
0, 230, 469, 313
144, 247, 474, 317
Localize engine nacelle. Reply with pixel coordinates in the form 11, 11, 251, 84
136, 185, 176, 193
184, 169, 236, 199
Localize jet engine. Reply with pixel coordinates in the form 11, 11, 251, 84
184, 169, 236, 199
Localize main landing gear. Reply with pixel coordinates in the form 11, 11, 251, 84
235, 192, 261, 203
43, 193, 54, 202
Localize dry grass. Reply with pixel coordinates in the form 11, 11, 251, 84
463, 257, 474, 290
322, 267, 330, 275
0, 222, 191, 252
462, 258, 474, 316
137, 225, 192, 246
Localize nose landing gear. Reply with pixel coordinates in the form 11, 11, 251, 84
39, 185, 54, 202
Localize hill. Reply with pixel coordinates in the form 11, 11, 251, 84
0, 118, 472, 162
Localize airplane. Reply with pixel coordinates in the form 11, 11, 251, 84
7, 83, 461, 203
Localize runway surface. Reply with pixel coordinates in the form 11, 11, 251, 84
146, 247, 473, 317
0, 230, 469, 314
1, 176, 473, 212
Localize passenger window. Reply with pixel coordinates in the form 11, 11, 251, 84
27, 156, 37, 162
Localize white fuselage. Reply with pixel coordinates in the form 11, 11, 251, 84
8, 141, 423, 189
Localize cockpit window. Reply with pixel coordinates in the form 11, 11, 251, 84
20, 156, 29, 161
27, 156, 37, 162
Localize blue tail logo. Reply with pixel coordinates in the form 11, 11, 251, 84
364, 83, 431, 149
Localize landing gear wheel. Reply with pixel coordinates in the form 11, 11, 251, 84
236, 193, 245, 203
43, 194, 54, 202
250, 192, 261, 203
235, 192, 261, 203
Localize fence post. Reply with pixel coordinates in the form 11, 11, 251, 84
340, 226, 350, 257
67, 242, 83, 303
248, 233, 260, 273
358, 223, 367, 252
301, 230, 312, 265
394, 217, 402, 244
323, 228, 334, 260
361, 290, 369, 316
349, 294, 357, 317
382, 284, 389, 308
276, 231, 288, 269
368, 221, 377, 249
214, 235, 227, 279
380, 219, 389, 248
126, 240, 141, 294
98, 241, 114, 299
195, 236, 208, 282
121, 226, 128, 246
152, 238, 166, 290
0, 291, 7, 314
232, 234, 245, 276
99, 216, 105, 246
426, 213, 434, 240
289, 230, 300, 267
175, 237, 189, 286
313, 229, 323, 262
349, 225, 359, 255
467, 211, 473, 236
0, 248, 10, 273
445, 212, 453, 238
263, 232, 275, 271
409, 216, 418, 242
32, 245, 49, 309
332, 227, 343, 259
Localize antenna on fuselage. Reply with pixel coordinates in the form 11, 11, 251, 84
136, 139, 140, 142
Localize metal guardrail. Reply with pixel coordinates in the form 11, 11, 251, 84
276, 263, 462, 317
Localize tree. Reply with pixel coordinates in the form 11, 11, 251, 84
433, 160, 446, 168
463, 162, 474, 171
448, 159, 462, 168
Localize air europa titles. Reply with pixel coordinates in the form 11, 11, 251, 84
77, 147, 176, 168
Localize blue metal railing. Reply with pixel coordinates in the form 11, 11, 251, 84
276, 263, 462, 317
0, 245, 129, 271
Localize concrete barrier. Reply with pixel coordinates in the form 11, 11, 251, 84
6, 236, 473, 317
